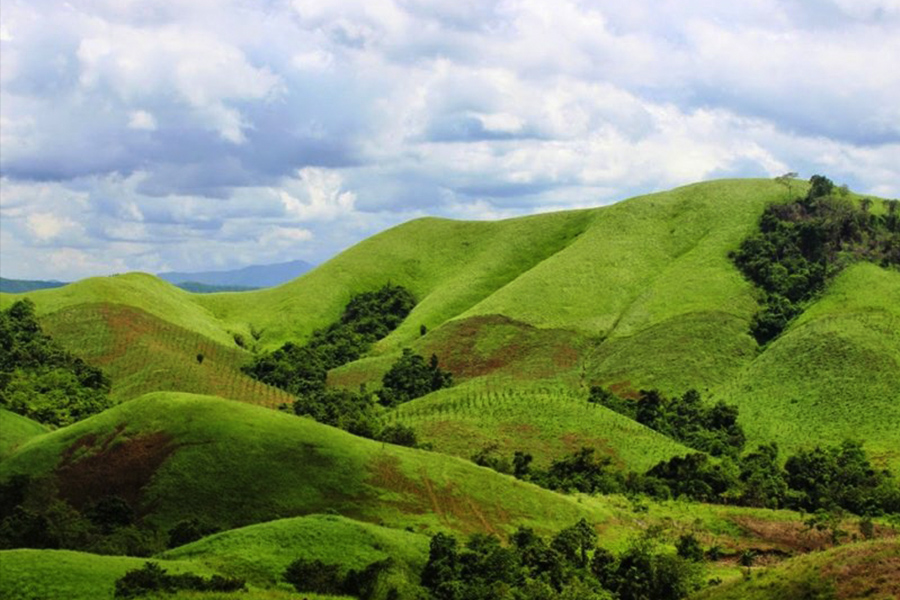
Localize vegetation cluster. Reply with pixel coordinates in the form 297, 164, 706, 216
243, 283, 417, 395
589, 387, 745, 457
420, 522, 702, 600
731, 175, 900, 344
475, 435, 900, 517
0, 299, 111, 426
114, 561, 245, 598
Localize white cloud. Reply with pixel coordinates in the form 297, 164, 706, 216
277, 168, 358, 221
0, 0, 898, 280
26, 212, 80, 241
127, 109, 157, 130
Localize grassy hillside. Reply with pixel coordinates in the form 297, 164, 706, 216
163, 514, 429, 593
0, 391, 829, 554
41, 303, 292, 407
0, 549, 210, 600
194, 208, 596, 350
0, 392, 616, 535
691, 538, 900, 600
716, 263, 900, 467
0, 273, 236, 347
389, 380, 691, 471
0, 410, 47, 459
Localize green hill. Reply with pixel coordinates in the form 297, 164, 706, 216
389, 380, 692, 471
162, 514, 429, 593
715, 262, 900, 467
3, 178, 898, 472
690, 538, 900, 600
0, 549, 210, 600
0, 391, 820, 555
0, 410, 47, 459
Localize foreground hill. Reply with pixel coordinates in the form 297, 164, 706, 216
0, 391, 827, 556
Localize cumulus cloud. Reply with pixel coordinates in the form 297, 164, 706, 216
0, 0, 898, 279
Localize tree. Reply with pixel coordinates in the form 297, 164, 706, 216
283, 558, 344, 595
379, 349, 452, 406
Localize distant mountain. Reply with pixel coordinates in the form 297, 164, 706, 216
0, 278, 68, 293
157, 259, 313, 288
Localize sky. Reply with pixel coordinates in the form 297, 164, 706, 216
1, 0, 899, 280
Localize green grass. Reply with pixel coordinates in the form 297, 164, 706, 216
5, 177, 896, 473
0, 391, 825, 551
0, 391, 615, 536
0, 273, 236, 347
162, 514, 429, 593
390, 380, 691, 471
40, 303, 292, 407
690, 538, 900, 600
0, 549, 210, 600
714, 263, 900, 469
0, 409, 47, 459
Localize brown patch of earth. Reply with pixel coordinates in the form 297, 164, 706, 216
56, 427, 178, 513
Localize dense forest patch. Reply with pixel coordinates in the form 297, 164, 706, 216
0, 300, 111, 426
731, 174, 900, 344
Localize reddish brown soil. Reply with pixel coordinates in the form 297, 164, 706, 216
56, 427, 177, 513
43, 303, 293, 409
423, 314, 581, 380
822, 542, 900, 600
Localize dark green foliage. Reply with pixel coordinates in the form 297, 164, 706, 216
294, 387, 380, 435
675, 534, 704, 562
377, 423, 419, 447
0, 299, 112, 426
471, 443, 512, 474
283, 557, 345, 595
513, 451, 533, 479
344, 557, 400, 600
421, 524, 700, 600
378, 349, 453, 406
643, 440, 900, 516
732, 174, 900, 344
644, 453, 738, 503
86, 496, 134, 534
738, 443, 788, 509
244, 284, 416, 395
539, 447, 625, 495
245, 284, 430, 439
292, 387, 421, 445
591, 387, 745, 457
610, 532, 702, 600
166, 518, 219, 548
784, 440, 900, 516
114, 561, 245, 598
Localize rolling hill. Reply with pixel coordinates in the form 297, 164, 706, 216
2, 177, 898, 599
3, 178, 898, 472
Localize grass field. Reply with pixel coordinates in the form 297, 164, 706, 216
163, 514, 429, 594
41, 303, 293, 408
389, 380, 691, 471
0, 549, 211, 600
0, 409, 47, 459
690, 538, 900, 600
715, 263, 900, 469
2, 178, 897, 600
0, 391, 846, 555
